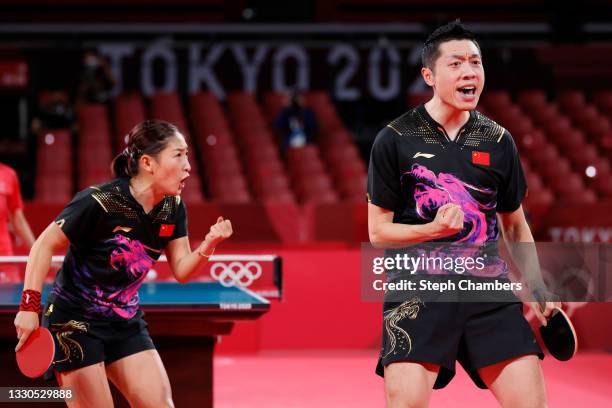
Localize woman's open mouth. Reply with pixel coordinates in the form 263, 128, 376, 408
179, 175, 189, 189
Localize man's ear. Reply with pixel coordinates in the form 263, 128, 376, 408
421, 67, 435, 87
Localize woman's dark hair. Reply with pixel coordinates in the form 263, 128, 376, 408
111, 120, 180, 178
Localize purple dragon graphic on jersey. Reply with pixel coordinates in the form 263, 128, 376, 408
51, 234, 154, 319
105, 235, 155, 318
405, 163, 496, 243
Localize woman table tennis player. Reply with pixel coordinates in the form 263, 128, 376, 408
14, 120, 232, 407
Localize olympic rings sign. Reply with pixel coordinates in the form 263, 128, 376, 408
210, 261, 263, 287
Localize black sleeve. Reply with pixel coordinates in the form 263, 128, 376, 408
54, 188, 103, 247
170, 199, 188, 240
496, 131, 527, 213
367, 127, 400, 211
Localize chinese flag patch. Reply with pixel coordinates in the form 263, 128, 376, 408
159, 224, 175, 237
471, 151, 490, 166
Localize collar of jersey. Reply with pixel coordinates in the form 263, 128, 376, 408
416, 104, 476, 145
117, 177, 165, 217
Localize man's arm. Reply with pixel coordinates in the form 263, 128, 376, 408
10, 209, 35, 250
368, 202, 464, 247
497, 205, 560, 324
497, 205, 533, 242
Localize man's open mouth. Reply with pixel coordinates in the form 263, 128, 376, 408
458, 86, 476, 95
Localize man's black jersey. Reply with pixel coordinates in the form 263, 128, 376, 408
367, 105, 527, 277
47, 177, 187, 320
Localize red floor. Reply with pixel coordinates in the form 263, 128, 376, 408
214, 351, 612, 407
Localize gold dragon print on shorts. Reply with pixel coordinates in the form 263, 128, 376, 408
383, 297, 424, 359
50, 320, 90, 364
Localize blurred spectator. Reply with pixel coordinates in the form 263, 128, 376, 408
77, 50, 115, 104
273, 92, 318, 150
0, 162, 35, 282
31, 91, 74, 133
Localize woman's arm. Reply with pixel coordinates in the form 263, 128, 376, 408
14, 222, 69, 351
165, 217, 233, 283
23, 222, 68, 293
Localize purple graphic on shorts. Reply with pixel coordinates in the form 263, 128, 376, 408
404, 164, 496, 243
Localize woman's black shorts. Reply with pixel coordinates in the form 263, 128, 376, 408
41, 302, 155, 380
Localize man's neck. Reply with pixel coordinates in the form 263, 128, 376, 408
424, 98, 470, 140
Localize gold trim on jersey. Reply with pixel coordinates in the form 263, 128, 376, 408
91, 194, 109, 213
386, 123, 402, 136
112, 226, 133, 233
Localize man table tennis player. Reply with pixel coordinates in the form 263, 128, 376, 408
367, 20, 561, 407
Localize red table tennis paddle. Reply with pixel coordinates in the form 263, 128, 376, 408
539, 307, 577, 361
16, 327, 55, 378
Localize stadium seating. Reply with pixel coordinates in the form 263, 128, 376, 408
32, 87, 610, 211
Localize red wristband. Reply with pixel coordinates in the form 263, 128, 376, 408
19, 289, 42, 314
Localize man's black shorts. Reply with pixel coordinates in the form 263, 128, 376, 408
375, 299, 543, 389
41, 302, 155, 379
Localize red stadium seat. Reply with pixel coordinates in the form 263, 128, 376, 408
217, 189, 252, 204
593, 90, 612, 116
591, 177, 612, 198
209, 176, 249, 197
36, 176, 72, 203
115, 94, 147, 141
253, 174, 290, 197
338, 175, 367, 197
517, 90, 548, 111
481, 90, 512, 112
150, 92, 190, 138
557, 189, 598, 205
529, 104, 563, 127
524, 142, 559, 168
537, 158, 572, 181
554, 129, 587, 153
564, 143, 600, 168
541, 116, 572, 138
301, 189, 339, 204
287, 145, 321, 162
264, 91, 289, 122
296, 175, 334, 196
323, 143, 361, 163
558, 90, 587, 112
582, 116, 611, 139
550, 172, 585, 195
505, 116, 535, 137
523, 187, 554, 210
251, 161, 284, 179
525, 173, 544, 191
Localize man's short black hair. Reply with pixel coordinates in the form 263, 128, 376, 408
421, 20, 480, 70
